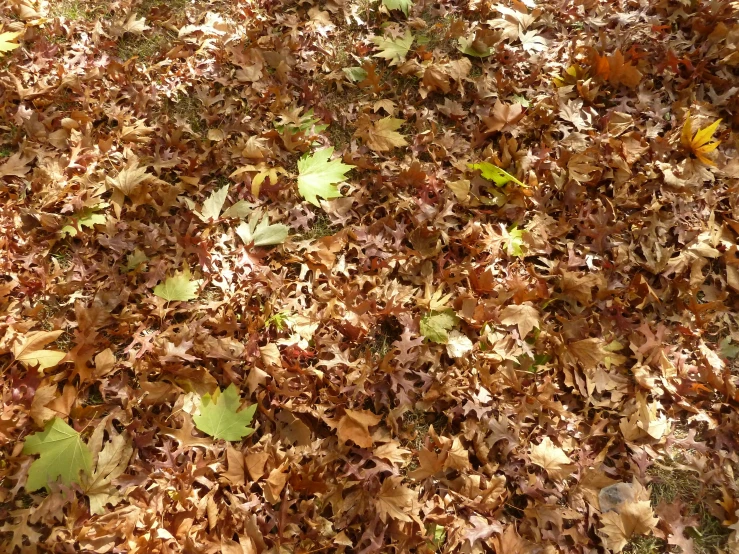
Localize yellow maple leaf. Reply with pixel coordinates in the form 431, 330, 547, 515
680, 111, 722, 165
0, 30, 21, 55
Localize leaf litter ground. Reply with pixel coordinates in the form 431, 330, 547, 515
1, 0, 739, 553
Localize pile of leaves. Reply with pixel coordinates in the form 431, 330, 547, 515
1, 0, 739, 552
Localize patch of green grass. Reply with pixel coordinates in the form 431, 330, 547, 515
300, 214, 338, 240
162, 94, 205, 136
117, 31, 171, 62
50, 0, 85, 20
49, 0, 109, 21
328, 123, 352, 151
0, 146, 11, 157
53, 331, 74, 352
86, 387, 104, 406
622, 535, 665, 554
649, 463, 730, 554
137, 0, 189, 17
692, 508, 731, 554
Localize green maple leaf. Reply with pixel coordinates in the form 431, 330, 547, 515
22, 417, 93, 492
420, 310, 459, 344
382, 0, 412, 16
468, 162, 525, 187
297, 147, 354, 207
193, 384, 257, 441
153, 270, 201, 302
371, 31, 414, 66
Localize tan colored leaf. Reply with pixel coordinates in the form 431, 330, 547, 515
484, 100, 524, 132
224, 444, 246, 485
599, 500, 659, 552
356, 116, 408, 152
499, 303, 539, 338
83, 431, 133, 515
93, 348, 116, 378
264, 466, 288, 504
408, 447, 445, 480
569, 338, 607, 370
375, 476, 419, 523
30, 384, 57, 426
0, 152, 34, 178
244, 450, 269, 480
11, 330, 66, 371
107, 163, 149, 197
529, 437, 573, 479
337, 409, 382, 448
493, 525, 537, 554
374, 441, 411, 466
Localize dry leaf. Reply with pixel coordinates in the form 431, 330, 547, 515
337, 409, 382, 448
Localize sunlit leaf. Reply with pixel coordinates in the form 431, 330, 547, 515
371, 31, 414, 66
194, 384, 257, 441
297, 147, 354, 207
381, 0, 412, 16
468, 162, 525, 187
22, 417, 93, 491
153, 270, 201, 302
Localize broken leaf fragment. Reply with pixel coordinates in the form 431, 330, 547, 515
194, 384, 257, 441
22, 417, 93, 492
297, 147, 354, 207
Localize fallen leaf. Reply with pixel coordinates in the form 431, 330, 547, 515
337, 409, 382, 448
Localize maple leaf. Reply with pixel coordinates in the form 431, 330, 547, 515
482, 100, 524, 133
22, 417, 93, 492
107, 163, 149, 198
194, 384, 257, 441
11, 330, 66, 371
297, 147, 354, 206
371, 31, 414, 66
337, 408, 382, 448
356, 116, 408, 152
420, 310, 459, 344
0, 30, 21, 55
235, 211, 289, 246
382, 0, 412, 16
198, 185, 229, 222
680, 111, 722, 166
83, 430, 133, 515
376, 476, 419, 523
529, 437, 573, 480
593, 50, 642, 89
499, 303, 539, 338
153, 270, 201, 302
598, 501, 659, 552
